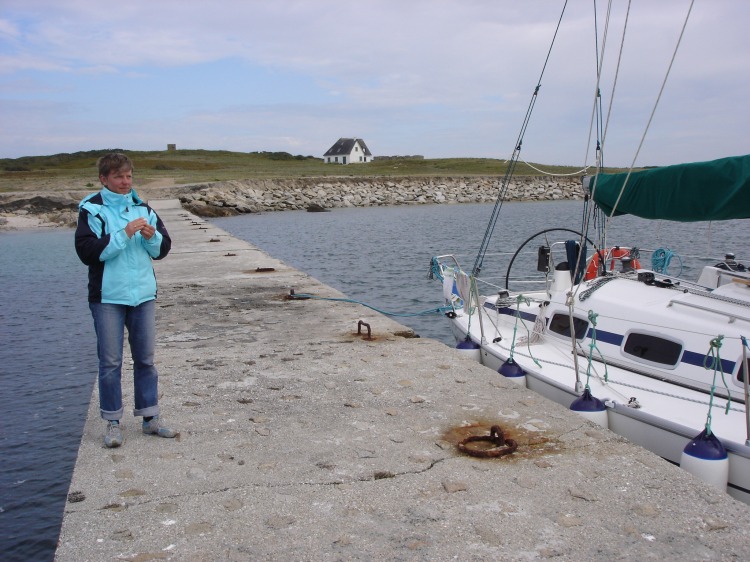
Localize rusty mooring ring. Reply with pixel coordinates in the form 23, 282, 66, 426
457, 425, 518, 458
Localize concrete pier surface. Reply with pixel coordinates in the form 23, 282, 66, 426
57, 200, 750, 561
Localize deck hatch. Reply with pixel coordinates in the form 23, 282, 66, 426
623, 332, 682, 367
548, 312, 589, 341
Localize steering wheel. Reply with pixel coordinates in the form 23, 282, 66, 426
504, 228, 598, 290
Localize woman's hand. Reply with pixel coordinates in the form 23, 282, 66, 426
125, 218, 148, 238
140, 223, 156, 240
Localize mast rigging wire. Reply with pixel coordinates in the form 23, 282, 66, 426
597, 0, 695, 242
471, 0, 569, 278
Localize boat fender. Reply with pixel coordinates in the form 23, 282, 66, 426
498, 357, 527, 386
455, 337, 481, 363
680, 428, 729, 491
569, 387, 608, 428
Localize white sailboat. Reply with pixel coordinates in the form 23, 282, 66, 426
431, 2, 750, 503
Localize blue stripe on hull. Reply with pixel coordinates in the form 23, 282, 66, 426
587, 328, 623, 346
487, 303, 537, 323
483, 302, 737, 374
681, 350, 735, 373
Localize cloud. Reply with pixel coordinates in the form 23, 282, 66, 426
0, 0, 748, 165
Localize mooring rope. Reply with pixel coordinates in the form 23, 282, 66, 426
702, 335, 732, 435
288, 293, 452, 318
507, 295, 542, 368
585, 311, 608, 387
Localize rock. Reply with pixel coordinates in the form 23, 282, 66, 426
0, 195, 78, 213
2, 176, 584, 225
183, 203, 239, 218
442, 480, 467, 493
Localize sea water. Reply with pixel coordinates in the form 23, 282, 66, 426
213, 200, 749, 343
0, 229, 97, 561
1, 200, 746, 560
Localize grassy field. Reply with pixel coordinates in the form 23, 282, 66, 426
0, 149, 613, 193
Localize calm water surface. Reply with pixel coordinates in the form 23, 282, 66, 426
0, 229, 96, 562
214, 200, 749, 343
2, 200, 747, 560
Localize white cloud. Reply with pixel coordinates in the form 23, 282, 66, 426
0, 0, 748, 164
0, 18, 21, 39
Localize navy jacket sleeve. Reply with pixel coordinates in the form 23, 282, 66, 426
74, 208, 110, 266
150, 209, 171, 260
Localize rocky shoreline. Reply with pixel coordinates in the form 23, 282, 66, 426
0, 175, 582, 228
180, 175, 583, 217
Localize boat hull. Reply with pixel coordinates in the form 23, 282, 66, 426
450, 309, 750, 504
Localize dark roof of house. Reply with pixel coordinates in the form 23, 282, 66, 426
323, 138, 372, 157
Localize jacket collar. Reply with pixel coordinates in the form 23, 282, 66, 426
100, 187, 142, 208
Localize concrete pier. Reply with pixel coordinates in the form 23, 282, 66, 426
56, 200, 750, 560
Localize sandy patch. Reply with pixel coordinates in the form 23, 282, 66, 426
0, 214, 66, 231
140, 177, 177, 188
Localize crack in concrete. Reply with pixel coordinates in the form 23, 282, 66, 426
71, 456, 455, 514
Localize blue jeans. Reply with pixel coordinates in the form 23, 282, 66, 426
89, 300, 160, 420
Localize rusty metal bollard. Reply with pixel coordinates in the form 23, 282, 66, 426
357, 320, 372, 340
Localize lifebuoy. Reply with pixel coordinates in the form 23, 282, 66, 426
584, 247, 641, 280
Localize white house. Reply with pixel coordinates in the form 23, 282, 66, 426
323, 138, 373, 164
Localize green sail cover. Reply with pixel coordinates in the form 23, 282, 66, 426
589, 154, 750, 221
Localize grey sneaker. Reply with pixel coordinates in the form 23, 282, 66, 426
104, 421, 123, 448
142, 416, 178, 438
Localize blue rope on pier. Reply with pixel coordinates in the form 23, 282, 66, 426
289, 293, 453, 318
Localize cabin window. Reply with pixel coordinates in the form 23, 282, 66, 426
548, 312, 588, 340
622, 332, 682, 367
736, 361, 746, 386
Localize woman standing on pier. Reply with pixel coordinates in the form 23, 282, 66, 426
75, 153, 177, 448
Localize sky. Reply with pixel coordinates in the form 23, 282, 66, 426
1, 0, 748, 167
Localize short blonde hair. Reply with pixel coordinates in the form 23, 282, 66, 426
97, 153, 133, 177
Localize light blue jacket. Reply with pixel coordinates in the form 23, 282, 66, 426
74, 187, 171, 304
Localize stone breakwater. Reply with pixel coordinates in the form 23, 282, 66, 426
179, 176, 583, 217
0, 176, 582, 227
